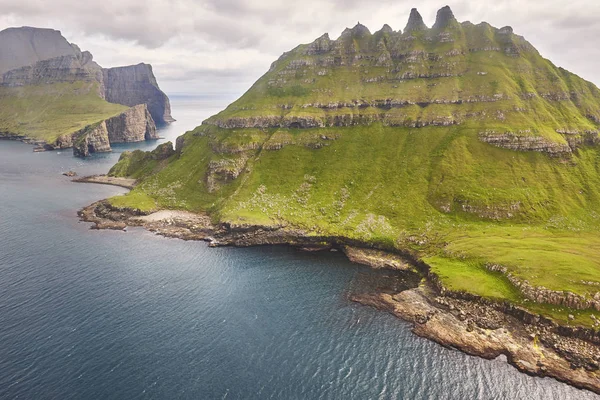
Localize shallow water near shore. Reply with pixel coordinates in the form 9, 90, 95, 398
0, 95, 598, 399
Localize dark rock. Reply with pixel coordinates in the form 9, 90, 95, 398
102, 63, 174, 125
404, 8, 428, 32
433, 6, 458, 30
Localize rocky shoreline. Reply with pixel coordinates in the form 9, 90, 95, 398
77, 197, 600, 395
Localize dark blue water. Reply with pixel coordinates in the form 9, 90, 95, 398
0, 95, 597, 400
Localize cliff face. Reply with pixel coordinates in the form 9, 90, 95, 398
1, 52, 103, 89
102, 64, 173, 125
105, 104, 158, 143
71, 104, 157, 157
72, 122, 111, 157
0, 27, 78, 75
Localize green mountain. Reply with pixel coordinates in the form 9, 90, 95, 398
108, 6, 600, 324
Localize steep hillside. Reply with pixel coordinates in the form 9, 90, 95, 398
0, 27, 172, 153
107, 7, 600, 325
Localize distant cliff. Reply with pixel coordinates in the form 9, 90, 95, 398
103, 64, 174, 125
0, 26, 173, 152
0, 27, 78, 75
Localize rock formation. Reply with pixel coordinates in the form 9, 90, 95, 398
103, 64, 174, 125
72, 104, 157, 157
404, 8, 428, 32
105, 104, 158, 143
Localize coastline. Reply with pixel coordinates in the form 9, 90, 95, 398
76, 179, 600, 395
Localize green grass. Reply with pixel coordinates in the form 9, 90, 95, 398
108, 191, 157, 213
105, 19, 600, 327
424, 256, 522, 301
0, 82, 127, 142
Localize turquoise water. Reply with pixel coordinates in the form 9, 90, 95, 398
0, 95, 597, 399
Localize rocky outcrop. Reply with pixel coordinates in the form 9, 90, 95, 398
486, 264, 600, 311
304, 34, 332, 55
478, 131, 572, 155
343, 246, 413, 270
432, 5, 458, 31
105, 104, 157, 143
72, 104, 157, 157
73, 122, 111, 157
102, 64, 173, 125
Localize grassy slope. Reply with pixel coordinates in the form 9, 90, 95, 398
0, 81, 127, 142
106, 19, 600, 327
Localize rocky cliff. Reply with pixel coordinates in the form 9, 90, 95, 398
103, 64, 174, 125
72, 104, 157, 157
0, 26, 172, 146
1, 52, 103, 89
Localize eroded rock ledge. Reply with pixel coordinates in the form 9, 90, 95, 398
76, 198, 600, 394
352, 287, 600, 395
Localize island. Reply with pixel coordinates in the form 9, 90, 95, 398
79, 6, 600, 394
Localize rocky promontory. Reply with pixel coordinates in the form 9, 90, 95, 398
70, 104, 157, 157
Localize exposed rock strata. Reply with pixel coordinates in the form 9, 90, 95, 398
479, 131, 572, 155
105, 104, 157, 143
1, 52, 103, 88
0, 27, 77, 75
72, 122, 111, 157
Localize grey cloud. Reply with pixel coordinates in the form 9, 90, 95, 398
1, 0, 600, 93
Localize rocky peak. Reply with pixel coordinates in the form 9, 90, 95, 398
0, 26, 78, 75
404, 8, 428, 32
341, 23, 371, 38
432, 6, 458, 30
305, 33, 332, 55
379, 24, 394, 34
498, 26, 514, 35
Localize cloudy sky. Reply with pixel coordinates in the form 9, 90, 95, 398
1, 0, 599, 96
